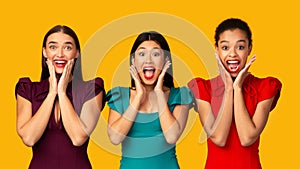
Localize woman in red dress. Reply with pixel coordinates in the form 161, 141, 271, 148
188, 18, 282, 169
15, 25, 105, 169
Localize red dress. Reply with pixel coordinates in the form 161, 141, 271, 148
15, 77, 105, 169
188, 74, 281, 169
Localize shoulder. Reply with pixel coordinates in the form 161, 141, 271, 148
107, 86, 128, 96
245, 74, 282, 106
246, 74, 282, 91
15, 77, 49, 101
106, 86, 129, 114
187, 76, 221, 100
168, 87, 193, 106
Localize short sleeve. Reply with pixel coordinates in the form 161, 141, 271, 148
168, 87, 194, 112
15, 77, 32, 101
86, 77, 106, 110
258, 77, 282, 111
188, 78, 211, 102
106, 87, 128, 114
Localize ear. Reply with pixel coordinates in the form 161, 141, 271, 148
248, 45, 252, 55
76, 50, 80, 58
215, 46, 220, 55
42, 48, 47, 58
131, 57, 135, 65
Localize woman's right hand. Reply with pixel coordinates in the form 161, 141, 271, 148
130, 65, 146, 102
215, 53, 233, 90
46, 59, 58, 95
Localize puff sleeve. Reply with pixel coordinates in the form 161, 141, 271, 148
258, 77, 282, 111
188, 78, 211, 102
106, 87, 127, 115
168, 87, 194, 112
85, 77, 106, 110
15, 77, 32, 102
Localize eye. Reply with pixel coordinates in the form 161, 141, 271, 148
237, 45, 245, 50
49, 45, 56, 50
221, 46, 229, 51
138, 52, 145, 56
64, 46, 72, 50
152, 51, 161, 57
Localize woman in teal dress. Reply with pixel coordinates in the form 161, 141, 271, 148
106, 31, 193, 169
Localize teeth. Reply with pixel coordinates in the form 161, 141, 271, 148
143, 68, 154, 71
55, 61, 66, 64
227, 60, 239, 64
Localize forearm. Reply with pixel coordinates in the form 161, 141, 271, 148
17, 93, 56, 146
108, 96, 141, 145
58, 93, 88, 146
155, 90, 182, 144
206, 89, 233, 146
234, 88, 257, 146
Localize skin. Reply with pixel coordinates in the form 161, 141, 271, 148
16, 32, 103, 147
107, 40, 189, 145
195, 29, 275, 147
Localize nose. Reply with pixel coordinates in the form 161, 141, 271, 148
57, 47, 64, 57
228, 47, 237, 57
145, 53, 152, 63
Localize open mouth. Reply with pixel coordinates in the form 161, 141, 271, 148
226, 60, 240, 72
54, 60, 67, 68
143, 67, 155, 80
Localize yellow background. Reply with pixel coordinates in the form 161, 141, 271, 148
1, 0, 298, 168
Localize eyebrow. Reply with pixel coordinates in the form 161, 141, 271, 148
137, 46, 161, 50
48, 41, 74, 45
219, 39, 247, 44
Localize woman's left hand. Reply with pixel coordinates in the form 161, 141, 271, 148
58, 59, 74, 94
154, 58, 171, 91
233, 55, 256, 89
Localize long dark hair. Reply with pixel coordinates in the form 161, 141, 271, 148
129, 31, 174, 88
41, 25, 83, 81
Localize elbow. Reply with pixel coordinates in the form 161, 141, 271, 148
164, 133, 180, 145
239, 136, 256, 147
212, 137, 227, 147
109, 136, 122, 145
210, 135, 228, 147
20, 136, 36, 147
18, 131, 37, 147
71, 136, 88, 147
107, 128, 123, 145
165, 137, 178, 145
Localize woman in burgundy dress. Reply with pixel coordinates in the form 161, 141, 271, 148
188, 18, 282, 169
15, 25, 105, 169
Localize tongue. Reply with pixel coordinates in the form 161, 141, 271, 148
228, 63, 239, 72
144, 70, 154, 79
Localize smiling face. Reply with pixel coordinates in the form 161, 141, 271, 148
132, 40, 165, 86
43, 32, 78, 74
216, 28, 252, 77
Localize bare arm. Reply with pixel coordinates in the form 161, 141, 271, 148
57, 60, 103, 146
196, 86, 233, 147
232, 55, 272, 146
196, 53, 234, 147
234, 88, 274, 146
59, 92, 103, 146
155, 90, 189, 144
107, 65, 145, 145
16, 59, 58, 147
16, 92, 56, 147
107, 96, 142, 145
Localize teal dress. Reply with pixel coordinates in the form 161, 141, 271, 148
107, 87, 193, 169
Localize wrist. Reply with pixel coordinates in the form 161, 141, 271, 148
47, 92, 57, 98
58, 91, 67, 97
233, 87, 243, 92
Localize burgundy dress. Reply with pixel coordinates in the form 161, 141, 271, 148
15, 77, 105, 169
